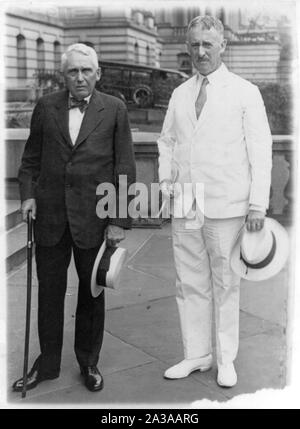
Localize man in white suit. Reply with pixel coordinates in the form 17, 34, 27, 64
158, 16, 272, 387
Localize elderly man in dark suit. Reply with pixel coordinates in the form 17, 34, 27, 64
13, 43, 136, 392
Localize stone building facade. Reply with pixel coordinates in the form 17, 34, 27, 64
154, 5, 291, 83
4, 5, 292, 101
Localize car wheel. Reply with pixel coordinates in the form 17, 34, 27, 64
132, 85, 153, 108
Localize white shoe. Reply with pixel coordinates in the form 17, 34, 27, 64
164, 355, 213, 379
217, 363, 237, 387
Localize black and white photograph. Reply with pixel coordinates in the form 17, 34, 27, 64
0, 0, 299, 410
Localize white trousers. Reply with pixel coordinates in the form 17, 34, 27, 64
171, 215, 245, 364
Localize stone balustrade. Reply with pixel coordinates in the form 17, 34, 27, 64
269, 135, 294, 225
4, 130, 294, 226
172, 26, 188, 37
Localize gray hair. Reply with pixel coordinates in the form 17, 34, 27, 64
61, 43, 99, 72
187, 15, 224, 38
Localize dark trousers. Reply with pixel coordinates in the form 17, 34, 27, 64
35, 224, 105, 376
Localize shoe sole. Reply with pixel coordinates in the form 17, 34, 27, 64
164, 364, 212, 379
85, 381, 104, 392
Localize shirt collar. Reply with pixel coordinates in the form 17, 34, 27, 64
196, 63, 228, 86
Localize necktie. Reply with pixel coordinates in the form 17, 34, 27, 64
195, 77, 208, 119
68, 97, 88, 113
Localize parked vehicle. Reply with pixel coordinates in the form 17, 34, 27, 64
96, 61, 189, 108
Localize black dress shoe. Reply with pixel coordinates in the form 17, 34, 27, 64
12, 357, 60, 392
80, 366, 103, 392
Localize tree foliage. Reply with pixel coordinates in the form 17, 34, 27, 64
257, 82, 292, 135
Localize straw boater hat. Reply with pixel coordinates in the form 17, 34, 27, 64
90, 241, 128, 297
230, 217, 289, 282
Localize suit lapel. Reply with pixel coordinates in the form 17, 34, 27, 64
53, 90, 73, 148
73, 91, 105, 150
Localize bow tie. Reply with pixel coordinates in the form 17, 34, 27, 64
68, 97, 89, 113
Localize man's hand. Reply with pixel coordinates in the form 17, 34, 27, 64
246, 210, 265, 232
105, 225, 125, 247
20, 198, 37, 222
160, 179, 175, 199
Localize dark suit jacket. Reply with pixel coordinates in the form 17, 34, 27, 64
18, 89, 136, 248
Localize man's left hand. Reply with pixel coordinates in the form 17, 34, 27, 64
246, 210, 265, 232
105, 225, 125, 247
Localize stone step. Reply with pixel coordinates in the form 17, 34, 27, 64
5, 180, 20, 200
5, 199, 29, 273
6, 222, 33, 273
5, 200, 22, 230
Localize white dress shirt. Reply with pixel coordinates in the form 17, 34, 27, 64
69, 94, 91, 145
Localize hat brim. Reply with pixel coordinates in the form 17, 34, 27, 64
90, 241, 107, 298
231, 218, 289, 282
90, 242, 128, 298
106, 247, 128, 289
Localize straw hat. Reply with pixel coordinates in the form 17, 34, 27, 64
90, 241, 128, 297
230, 218, 289, 281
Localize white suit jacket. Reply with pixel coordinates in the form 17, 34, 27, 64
157, 64, 273, 219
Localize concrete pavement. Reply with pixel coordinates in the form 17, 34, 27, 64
5, 222, 291, 407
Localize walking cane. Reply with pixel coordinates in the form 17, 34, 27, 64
21, 210, 33, 398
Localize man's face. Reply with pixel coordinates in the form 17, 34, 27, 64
64, 51, 100, 100
187, 25, 226, 75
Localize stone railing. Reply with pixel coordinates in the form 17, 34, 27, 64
172, 26, 188, 37
269, 135, 294, 225
133, 134, 295, 227
132, 132, 162, 227
4, 130, 294, 227
235, 30, 280, 43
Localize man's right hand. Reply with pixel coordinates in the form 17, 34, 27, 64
20, 199, 37, 221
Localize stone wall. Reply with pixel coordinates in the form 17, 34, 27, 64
5, 129, 294, 226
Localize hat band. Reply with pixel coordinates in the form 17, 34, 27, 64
240, 231, 276, 270
96, 246, 118, 286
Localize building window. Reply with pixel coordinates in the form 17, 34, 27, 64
174, 7, 186, 26
187, 8, 201, 23
54, 41, 61, 70
217, 8, 226, 25
37, 37, 45, 70
134, 42, 139, 64
146, 46, 151, 65
16, 34, 26, 79
155, 51, 161, 68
